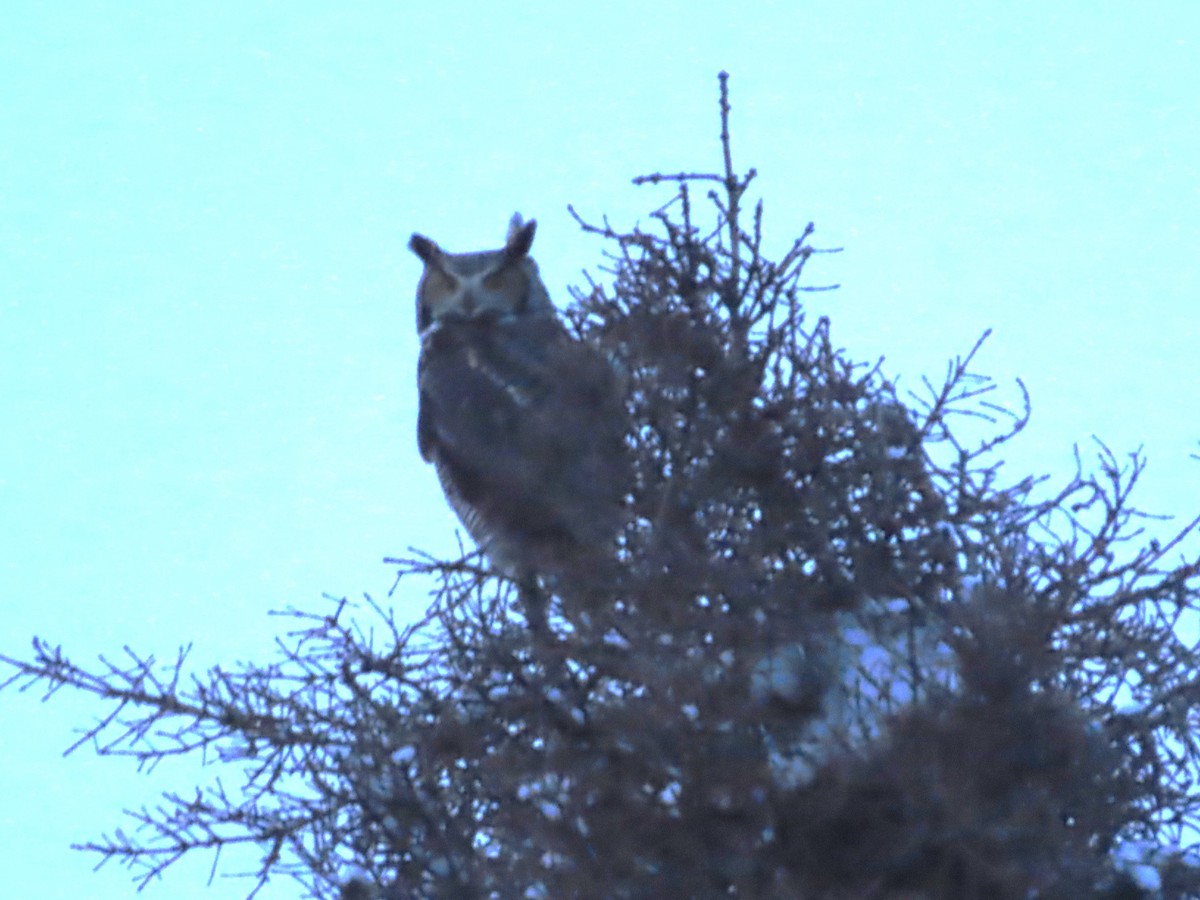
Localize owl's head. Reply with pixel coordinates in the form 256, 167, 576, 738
409, 214, 555, 333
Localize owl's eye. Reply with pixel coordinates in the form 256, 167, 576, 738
483, 265, 529, 309
426, 268, 459, 301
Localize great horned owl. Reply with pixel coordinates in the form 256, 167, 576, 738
410, 215, 627, 585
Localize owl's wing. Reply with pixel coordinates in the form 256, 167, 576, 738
418, 315, 628, 557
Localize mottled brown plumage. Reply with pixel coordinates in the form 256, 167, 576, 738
410, 216, 627, 581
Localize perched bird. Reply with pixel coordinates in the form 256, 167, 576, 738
410, 215, 628, 592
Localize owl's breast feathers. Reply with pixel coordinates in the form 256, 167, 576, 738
418, 313, 628, 574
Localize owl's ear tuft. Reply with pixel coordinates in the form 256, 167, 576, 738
409, 233, 441, 265
504, 215, 537, 260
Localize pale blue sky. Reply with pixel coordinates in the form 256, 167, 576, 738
2, 4, 1197, 897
